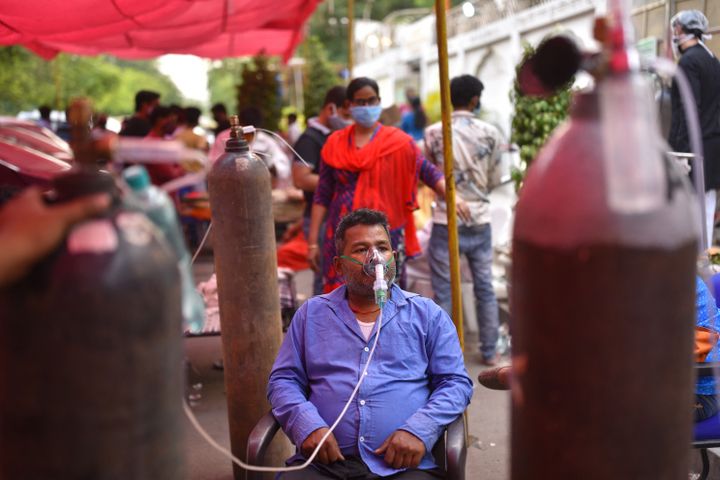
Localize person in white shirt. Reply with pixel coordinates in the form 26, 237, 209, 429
424, 74, 507, 366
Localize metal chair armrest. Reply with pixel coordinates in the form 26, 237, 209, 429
246, 411, 282, 480
445, 414, 467, 480
696, 362, 720, 378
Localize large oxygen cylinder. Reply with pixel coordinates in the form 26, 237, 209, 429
207, 118, 289, 479
511, 70, 699, 477
0, 168, 185, 479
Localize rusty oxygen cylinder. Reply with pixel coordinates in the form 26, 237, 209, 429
510, 18, 699, 480
207, 116, 289, 479
0, 168, 185, 479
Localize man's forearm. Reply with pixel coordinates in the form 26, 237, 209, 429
268, 382, 328, 447
399, 374, 473, 451
307, 204, 327, 246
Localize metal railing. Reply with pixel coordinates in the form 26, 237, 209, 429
446, 0, 557, 38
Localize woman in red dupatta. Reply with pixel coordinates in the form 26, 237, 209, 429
307, 78, 446, 293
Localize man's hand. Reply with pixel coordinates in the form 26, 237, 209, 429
307, 245, 321, 273
455, 198, 472, 225
301, 427, 345, 465
374, 430, 426, 469
0, 187, 110, 287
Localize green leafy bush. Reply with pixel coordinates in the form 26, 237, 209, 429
510, 43, 572, 190
237, 54, 281, 132
301, 36, 339, 119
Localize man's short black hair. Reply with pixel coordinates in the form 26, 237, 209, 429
324, 85, 347, 108
450, 75, 484, 108
39, 105, 51, 119
184, 107, 201, 125
335, 208, 391, 255
288, 113, 297, 123
211, 103, 227, 115
239, 107, 263, 128
134, 90, 160, 113
149, 105, 171, 126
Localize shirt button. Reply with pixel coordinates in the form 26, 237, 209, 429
364, 347, 370, 352
360, 400, 366, 406
360, 436, 365, 442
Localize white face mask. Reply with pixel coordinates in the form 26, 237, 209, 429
672, 33, 696, 58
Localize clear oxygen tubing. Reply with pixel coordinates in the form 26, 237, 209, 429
115, 125, 312, 193
651, 56, 708, 252
257, 127, 311, 168
182, 301, 387, 473
180, 123, 316, 268
184, 230, 390, 473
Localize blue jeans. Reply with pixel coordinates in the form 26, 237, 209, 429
429, 223, 499, 359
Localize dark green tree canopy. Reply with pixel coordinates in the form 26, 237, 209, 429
0, 46, 182, 116
237, 54, 281, 132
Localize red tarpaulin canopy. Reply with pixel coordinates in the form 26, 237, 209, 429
0, 0, 321, 60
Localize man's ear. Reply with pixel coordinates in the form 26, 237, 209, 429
333, 256, 343, 277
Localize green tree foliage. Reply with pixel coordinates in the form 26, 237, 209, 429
308, 0, 465, 64
237, 54, 281, 131
207, 58, 248, 113
302, 36, 340, 118
0, 46, 182, 116
510, 43, 572, 190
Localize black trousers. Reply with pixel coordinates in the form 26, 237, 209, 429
278, 456, 444, 479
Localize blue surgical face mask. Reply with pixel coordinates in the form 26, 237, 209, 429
350, 105, 382, 128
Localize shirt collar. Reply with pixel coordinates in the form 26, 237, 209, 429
319, 284, 417, 309
307, 117, 331, 135
452, 111, 475, 118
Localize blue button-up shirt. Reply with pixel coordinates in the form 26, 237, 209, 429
696, 276, 720, 395
267, 284, 473, 476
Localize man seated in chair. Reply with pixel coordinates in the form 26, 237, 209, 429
695, 276, 720, 421
268, 208, 473, 479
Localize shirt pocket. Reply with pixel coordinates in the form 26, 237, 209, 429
376, 329, 426, 377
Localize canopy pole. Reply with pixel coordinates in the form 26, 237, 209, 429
347, 0, 354, 78
434, 0, 464, 350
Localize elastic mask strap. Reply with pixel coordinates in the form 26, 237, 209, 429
340, 255, 364, 266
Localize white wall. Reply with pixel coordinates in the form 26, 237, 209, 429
353, 0, 600, 137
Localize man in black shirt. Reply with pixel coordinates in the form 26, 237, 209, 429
119, 90, 160, 137
669, 10, 720, 247
211, 103, 231, 137
292, 86, 351, 294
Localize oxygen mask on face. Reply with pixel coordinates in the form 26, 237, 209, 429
364, 247, 394, 308
359, 247, 391, 277
341, 247, 395, 307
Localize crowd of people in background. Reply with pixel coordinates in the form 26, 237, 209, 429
28, 73, 509, 363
